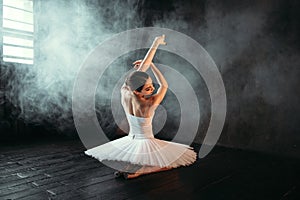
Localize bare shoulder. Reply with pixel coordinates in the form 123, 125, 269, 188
121, 84, 132, 105
121, 84, 132, 96
121, 83, 129, 92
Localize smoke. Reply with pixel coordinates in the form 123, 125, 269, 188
150, 0, 298, 106
148, 0, 299, 152
149, 1, 270, 143
1, 0, 299, 155
2, 0, 143, 132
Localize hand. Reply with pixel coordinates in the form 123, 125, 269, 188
154, 34, 167, 46
133, 59, 143, 69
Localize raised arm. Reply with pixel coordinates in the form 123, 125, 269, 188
136, 35, 166, 72
150, 63, 168, 105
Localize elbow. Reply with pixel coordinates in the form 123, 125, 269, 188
162, 84, 168, 88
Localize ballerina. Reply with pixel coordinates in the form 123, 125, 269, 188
85, 35, 197, 179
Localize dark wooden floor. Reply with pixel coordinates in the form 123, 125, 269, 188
0, 139, 299, 200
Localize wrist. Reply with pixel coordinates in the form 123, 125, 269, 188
152, 41, 160, 48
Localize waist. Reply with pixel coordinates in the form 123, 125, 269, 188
128, 125, 154, 139
128, 133, 154, 139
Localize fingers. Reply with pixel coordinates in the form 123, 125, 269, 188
133, 60, 142, 69
162, 34, 167, 45
155, 34, 167, 45
133, 59, 143, 64
157, 34, 165, 39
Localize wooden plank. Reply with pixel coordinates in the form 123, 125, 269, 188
0, 140, 299, 200
0, 146, 84, 164
50, 175, 115, 200
0, 151, 84, 177
0, 158, 99, 190
0, 162, 104, 199
0, 181, 63, 199
0, 153, 89, 183
0, 159, 99, 195
193, 155, 300, 199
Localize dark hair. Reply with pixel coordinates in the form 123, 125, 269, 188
125, 71, 149, 92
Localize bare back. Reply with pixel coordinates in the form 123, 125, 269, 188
121, 85, 158, 118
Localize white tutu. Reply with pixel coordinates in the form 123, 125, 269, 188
85, 113, 197, 173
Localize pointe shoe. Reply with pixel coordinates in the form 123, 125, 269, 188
114, 171, 123, 178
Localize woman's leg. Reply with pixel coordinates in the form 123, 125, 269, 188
114, 163, 142, 178
124, 167, 172, 179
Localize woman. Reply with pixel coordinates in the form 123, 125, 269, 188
85, 35, 197, 179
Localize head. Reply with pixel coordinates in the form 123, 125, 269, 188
126, 71, 155, 96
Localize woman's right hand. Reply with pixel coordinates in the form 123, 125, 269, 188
154, 35, 167, 46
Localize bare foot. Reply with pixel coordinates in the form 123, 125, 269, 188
155, 167, 172, 172
123, 172, 141, 179
123, 167, 172, 179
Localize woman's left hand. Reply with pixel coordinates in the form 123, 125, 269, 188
133, 59, 143, 69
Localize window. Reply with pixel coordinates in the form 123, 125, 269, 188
2, 0, 34, 64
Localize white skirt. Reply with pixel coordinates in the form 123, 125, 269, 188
85, 135, 197, 173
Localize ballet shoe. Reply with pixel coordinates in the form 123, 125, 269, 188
114, 171, 123, 178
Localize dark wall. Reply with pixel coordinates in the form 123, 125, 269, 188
0, 0, 299, 157
201, 0, 300, 157
136, 0, 300, 157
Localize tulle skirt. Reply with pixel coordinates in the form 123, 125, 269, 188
85, 135, 197, 173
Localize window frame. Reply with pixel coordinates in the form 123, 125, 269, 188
1, 0, 34, 65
